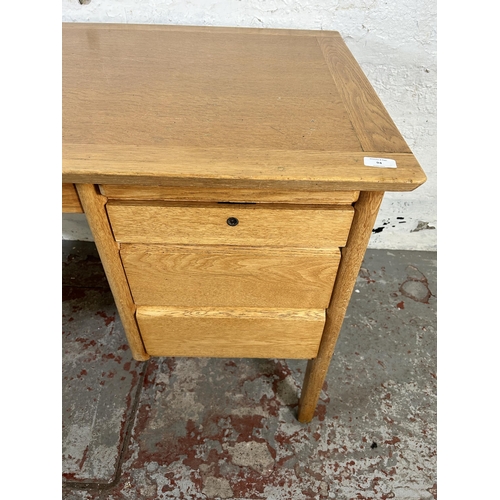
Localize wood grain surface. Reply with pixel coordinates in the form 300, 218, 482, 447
63, 26, 359, 152
74, 184, 149, 361
62, 24, 426, 192
136, 306, 325, 358
63, 146, 425, 192
318, 37, 411, 153
62, 183, 83, 213
121, 244, 340, 308
100, 185, 360, 205
106, 201, 354, 248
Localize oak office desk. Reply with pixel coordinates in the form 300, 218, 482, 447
62, 23, 426, 423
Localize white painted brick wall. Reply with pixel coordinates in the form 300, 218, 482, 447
62, 0, 436, 250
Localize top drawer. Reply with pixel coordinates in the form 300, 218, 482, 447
106, 201, 354, 248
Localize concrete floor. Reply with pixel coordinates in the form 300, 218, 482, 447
62, 240, 436, 499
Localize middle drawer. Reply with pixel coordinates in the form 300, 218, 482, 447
120, 244, 340, 308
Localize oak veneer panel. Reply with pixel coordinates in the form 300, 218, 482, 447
63, 146, 426, 193
121, 244, 340, 308
62, 183, 83, 213
100, 185, 360, 205
62, 24, 426, 192
318, 37, 411, 154
107, 202, 354, 248
137, 307, 325, 359
63, 26, 360, 152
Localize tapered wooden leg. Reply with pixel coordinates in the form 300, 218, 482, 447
75, 184, 150, 361
298, 191, 384, 423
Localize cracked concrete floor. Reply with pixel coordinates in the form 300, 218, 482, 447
62, 241, 436, 499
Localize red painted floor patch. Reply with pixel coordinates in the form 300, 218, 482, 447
62, 243, 145, 485
62, 242, 437, 499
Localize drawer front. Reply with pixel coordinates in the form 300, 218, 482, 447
107, 201, 354, 248
121, 244, 340, 308
136, 307, 325, 359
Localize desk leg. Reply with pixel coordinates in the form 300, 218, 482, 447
75, 184, 150, 361
298, 191, 384, 423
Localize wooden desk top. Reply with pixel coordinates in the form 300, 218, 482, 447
62, 23, 426, 191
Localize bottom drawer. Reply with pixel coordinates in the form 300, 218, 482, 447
136, 307, 325, 359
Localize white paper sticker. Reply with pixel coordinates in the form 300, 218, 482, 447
364, 157, 397, 168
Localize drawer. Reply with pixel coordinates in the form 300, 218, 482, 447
136, 307, 325, 359
106, 201, 354, 248
121, 244, 340, 308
